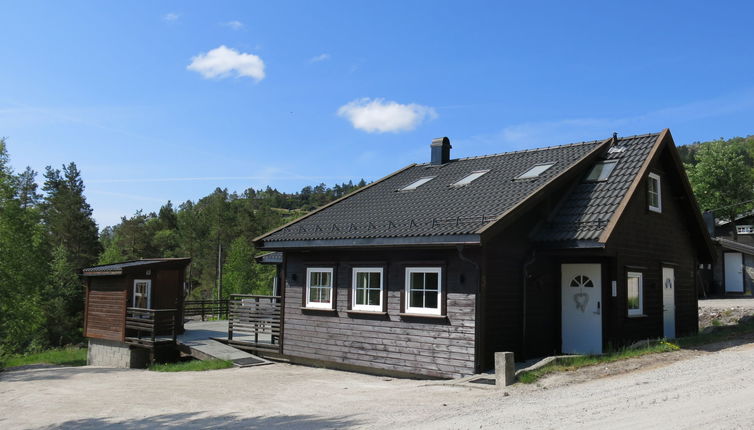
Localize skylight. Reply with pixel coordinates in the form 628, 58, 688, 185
516, 163, 555, 179
400, 176, 435, 191
586, 160, 618, 182
451, 170, 490, 187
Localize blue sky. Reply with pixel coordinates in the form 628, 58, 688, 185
2, 1, 754, 228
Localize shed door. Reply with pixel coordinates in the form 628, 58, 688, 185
561, 264, 602, 355
662, 267, 676, 339
724, 252, 744, 293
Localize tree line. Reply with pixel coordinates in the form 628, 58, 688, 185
0, 138, 364, 356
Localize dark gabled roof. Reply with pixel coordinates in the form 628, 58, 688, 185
255, 138, 609, 247
533, 133, 660, 242
80, 258, 191, 276
715, 238, 754, 256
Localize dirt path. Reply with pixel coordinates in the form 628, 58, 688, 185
3, 340, 754, 429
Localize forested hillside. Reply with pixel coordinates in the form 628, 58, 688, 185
0, 138, 364, 356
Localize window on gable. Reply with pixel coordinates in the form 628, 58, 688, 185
451, 170, 490, 187
516, 162, 555, 179
352, 268, 383, 312
647, 173, 662, 213
306, 267, 334, 309
585, 160, 618, 182
405, 267, 442, 315
627, 272, 643, 316
400, 176, 435, 191
737, 225, 754, 235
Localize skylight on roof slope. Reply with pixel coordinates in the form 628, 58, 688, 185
451, 170, 489, 187
516, 162, 555, 179
400, 176, 435, 191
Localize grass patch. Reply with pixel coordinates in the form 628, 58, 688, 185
677, 317, 754, 348
0, 347, 87, 369
517, 341, 679, 384
149, 359, 233, 372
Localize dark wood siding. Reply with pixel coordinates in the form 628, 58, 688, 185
84, 277, 127, 341
605, 147, 699, 343
282, 248, 480, 379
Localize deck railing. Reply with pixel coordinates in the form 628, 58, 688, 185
228, 294, 282, 352
183, 299, 229, 321
125, 307, 178, 344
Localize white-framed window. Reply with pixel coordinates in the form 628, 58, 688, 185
306, 267, 334, 309
405, 267, 442, 315
451, 170, 490, 187
516, 162, 555, 179
133, 279, 151, 309
737, 225, 754, 235
585, 160, 618, 182
647, 173, 662, 213
400, 177, 435, 191
352, 268, 383, 312
627, 272, 643, 316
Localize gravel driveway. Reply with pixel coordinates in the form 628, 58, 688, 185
2, 341, 754, 429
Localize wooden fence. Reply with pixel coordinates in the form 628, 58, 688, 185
183, 299, 229, 321
228, 294, 282, 352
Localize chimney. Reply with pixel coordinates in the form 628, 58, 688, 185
431, 137, 452, 165
702, 211, 716, 236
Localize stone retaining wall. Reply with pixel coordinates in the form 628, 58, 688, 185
87, 338, 149, 368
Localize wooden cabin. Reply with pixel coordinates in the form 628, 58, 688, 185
253, 130, 714, 379
80, 258, 191, 367
708, 213, 754, 294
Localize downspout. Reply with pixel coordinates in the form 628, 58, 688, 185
522, 249, 537, 360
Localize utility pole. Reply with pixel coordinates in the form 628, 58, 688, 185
217, 241, 223, 301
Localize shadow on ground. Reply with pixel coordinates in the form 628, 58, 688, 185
35, 412, 360, 430
0, 365, 125, 382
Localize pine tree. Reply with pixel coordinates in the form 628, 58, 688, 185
41, 162, 102, 269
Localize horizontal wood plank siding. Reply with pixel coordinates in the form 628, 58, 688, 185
85, 277, 127, 341
606, 147, 699, 343
282, 248, 480, 379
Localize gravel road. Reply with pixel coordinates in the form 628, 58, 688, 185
2, 341, 754, 429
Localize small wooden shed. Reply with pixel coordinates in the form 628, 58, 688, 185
80, 258, 191, 367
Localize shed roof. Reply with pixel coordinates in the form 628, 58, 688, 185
80, 258, 191, 276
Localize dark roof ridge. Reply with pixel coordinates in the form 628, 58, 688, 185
415, 139, 603, 165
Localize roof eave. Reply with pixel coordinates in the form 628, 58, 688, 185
259, 234, 482, 250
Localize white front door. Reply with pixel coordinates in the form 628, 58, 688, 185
724, 252, 744, 293
561, 264, 602, 355
662, 267, 676, 339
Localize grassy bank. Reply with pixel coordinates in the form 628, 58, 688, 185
517, 341, 679, 384
519, 316, 754, 384
149, 359, 233, 372
0, 347, 87, 369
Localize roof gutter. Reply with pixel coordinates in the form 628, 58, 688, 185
259, 234, 481, 250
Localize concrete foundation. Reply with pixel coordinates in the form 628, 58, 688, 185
87, 338, 149, 368
495, 351, 516, 387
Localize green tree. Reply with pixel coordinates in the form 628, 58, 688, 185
221, 237, 274, 298
41, 163, 101, 269
41, 245, 84, 347
686, 140, 754, 232
0, 139, 47, 354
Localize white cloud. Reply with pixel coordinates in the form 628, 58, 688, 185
309, 53, 330, 63
337, 98, 437, 133
187, 45, 266, 82
163, 12, 179, 22
222, 20, 244, 30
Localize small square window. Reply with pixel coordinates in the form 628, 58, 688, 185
405, 267, 442, 315
627, 272, 643, 316
516, 163, 555, 180
647, 173, 662, 213
585, 160, 618, 182
306, 268, 334, 309
737, 225, 754, 235
400, 177, 435, 191
352, 268, 383, 312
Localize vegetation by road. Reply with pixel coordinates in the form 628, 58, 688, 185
0, 347, 86, 369
148, 359, 233, 372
